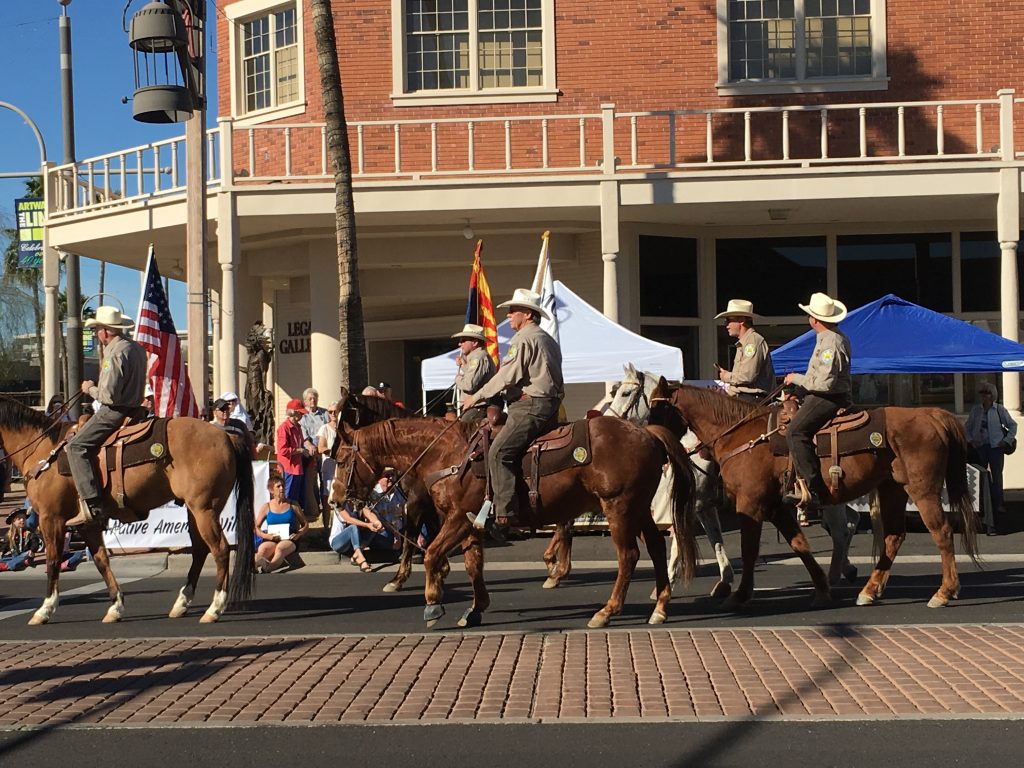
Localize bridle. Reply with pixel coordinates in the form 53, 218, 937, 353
607, 371, 649, 421
0, 391, 85, 471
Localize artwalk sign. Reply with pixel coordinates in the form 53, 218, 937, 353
15, 197, 44, 269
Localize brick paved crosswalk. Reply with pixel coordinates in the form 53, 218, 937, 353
2, 624, 1024, 727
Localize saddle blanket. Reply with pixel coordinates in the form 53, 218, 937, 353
471, 419, 593, 479
769, 408, 888, 458
56, 418, 170, 477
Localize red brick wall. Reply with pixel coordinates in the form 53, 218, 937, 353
217, 1, 1024, 174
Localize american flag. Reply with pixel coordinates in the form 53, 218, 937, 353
135, 246, 199, 417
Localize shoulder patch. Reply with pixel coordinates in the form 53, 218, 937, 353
101, 359, 111, 370
467, 359, 477, 370
820, 348, 834, 364
743, 343, 755, 358
503, 344, 518, 363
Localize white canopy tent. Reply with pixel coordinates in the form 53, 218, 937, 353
421, 280, 684, 393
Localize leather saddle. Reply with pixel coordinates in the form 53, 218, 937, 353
57, 418, 170, 509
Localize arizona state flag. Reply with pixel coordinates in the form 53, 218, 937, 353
465, 241, 500, 366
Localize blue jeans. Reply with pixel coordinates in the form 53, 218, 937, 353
283, 470, 306, 509
0, 552, 30, 571
329, 524, 372, 556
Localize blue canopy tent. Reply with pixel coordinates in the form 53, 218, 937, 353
771, 294, 1024, 374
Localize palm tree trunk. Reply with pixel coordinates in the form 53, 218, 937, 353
311, 0, 367, 391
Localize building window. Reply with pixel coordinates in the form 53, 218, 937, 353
716, 237, 827, 317
837, 234, 952, 312
393, 0, 556, 105
717, 0, 887, 96
227, 1, 304, 120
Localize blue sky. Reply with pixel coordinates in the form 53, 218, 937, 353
0, 0, 220, 327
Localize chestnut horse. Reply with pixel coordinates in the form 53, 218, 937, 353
331, 416, 699, 629
649, 380, 979, 609
0, 397, 255, 625
334, 387, 575, 593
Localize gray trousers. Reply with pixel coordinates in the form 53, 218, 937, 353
67, 407, 134, 501
489, 397, 560, 517
786, 394, 846, 494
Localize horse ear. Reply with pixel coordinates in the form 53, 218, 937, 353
626, 362, 636, 376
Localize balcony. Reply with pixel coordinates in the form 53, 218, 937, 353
45, 89, 1024, 221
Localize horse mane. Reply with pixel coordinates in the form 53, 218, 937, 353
345, 394, 414, 426
355, 417, 470, 460
675, 384, 772, 424
0, 397, 60, 442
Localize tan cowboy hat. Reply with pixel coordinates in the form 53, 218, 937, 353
497, 288, 551, 321
799, 292, 847, 323
451, 323, 488, 343
84, 306, 135, 331
714, 299, 758, 320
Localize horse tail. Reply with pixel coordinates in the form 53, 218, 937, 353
935, 409, 980, 565
646, 424, 699, 585
228, 437, 256, 607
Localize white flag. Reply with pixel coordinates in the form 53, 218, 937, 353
531, 232, 559, 342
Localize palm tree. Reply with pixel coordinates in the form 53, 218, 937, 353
311, 0, 367, 391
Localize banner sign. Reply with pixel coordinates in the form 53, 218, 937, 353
102, 462, 271, 550
15, 198, 44, 269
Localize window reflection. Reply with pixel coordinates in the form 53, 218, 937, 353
716, 237, 826, 317
639, 236, 698, 317
837, 233, 952, 311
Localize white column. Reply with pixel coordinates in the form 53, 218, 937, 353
600, 180, 620, 323
997, 168, 1020, 413
217, 192, 240, 396
310, 250, 342, 401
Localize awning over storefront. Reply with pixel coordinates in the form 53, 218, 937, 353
421, 280, 685, 389
771, 294, 1024, 374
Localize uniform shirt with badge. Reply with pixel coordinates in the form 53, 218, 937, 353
455, 346, 497, 396
471, 321, 564, 403
89, 334, 148, 408
723, 327, 775, 396
788, 328, 852, 396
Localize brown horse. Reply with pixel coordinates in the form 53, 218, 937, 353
0, 397, 255, 624
333, 387, 575, 592
649, 381, 979, 609
330, 416, 699, 629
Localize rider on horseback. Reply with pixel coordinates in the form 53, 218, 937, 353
452, 323, 499, 423
714, 299, 775, 403
461, 288, 564, 537
66, 307, 149, 528
782, 292, 852, 512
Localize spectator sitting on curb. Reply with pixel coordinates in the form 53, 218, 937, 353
2, 509, 42, 571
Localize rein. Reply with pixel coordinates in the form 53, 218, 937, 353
2, 391, 85, 470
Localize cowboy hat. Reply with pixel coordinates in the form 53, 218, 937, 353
451, 323, 488, 343
799, 292, 847, 323
714, 299, 758, 320
84, 306, 135, 331
497, 288, 551, 321
5, 508, 27, 526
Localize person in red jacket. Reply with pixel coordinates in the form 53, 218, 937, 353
275, 398, 311, 509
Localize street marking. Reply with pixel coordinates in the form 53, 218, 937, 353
0, 576, 148, 622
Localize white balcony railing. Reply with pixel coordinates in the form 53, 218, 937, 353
46, 89, 1021, 219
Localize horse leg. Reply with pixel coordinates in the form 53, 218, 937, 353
857, 483, 907, 606
916, 492, 961, 608
771, 507, 832, 608
169, 511, 209, 618
543, 522, 573, 589
188, 508, 231, 623
722, 513, 763, 609
456, 534, 491, 628
588, 501, 641, 629
822, 504, 856, 586
422, 517, 473, 628
639, 513, 671, 624
78, 524, 128, 623
27, 514, 70, 626
696, 505, 733, 599
383, 534, 414, 594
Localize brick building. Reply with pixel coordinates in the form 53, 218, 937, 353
42, 0, 1024, 476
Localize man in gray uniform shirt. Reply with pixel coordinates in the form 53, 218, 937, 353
452, 323, 498, 423
782, 292, 853, 511
66, 307, 149, 527
462, 289, 563, 535
714, 299, 775, 402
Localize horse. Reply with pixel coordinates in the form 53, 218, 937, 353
648, 380, 979, 609
330, 416, 699, 629
607, 364, 734, 598
0, 397, 255, 625
334, 387, 576, 593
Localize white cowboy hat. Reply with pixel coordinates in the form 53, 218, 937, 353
84, 306, 135, 330
497, 288, 551, 321
451, 323, 488, 343
714, 299, 758, 320
799, 292, 848, 323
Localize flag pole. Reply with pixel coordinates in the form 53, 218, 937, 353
531, 230, 551, 294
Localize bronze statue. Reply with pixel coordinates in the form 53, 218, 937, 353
244, 321, 275, 446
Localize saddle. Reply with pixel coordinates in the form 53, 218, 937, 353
768, 401, 887, 492
57, 418, 170, 510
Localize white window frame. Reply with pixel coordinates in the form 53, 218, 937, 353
716, 0, 888, 96
390, 0, 559, 107
226, 0, 307, 124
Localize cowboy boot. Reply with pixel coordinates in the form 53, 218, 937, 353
66, 497, 110, 529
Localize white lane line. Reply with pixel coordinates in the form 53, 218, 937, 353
0, 576, 149, 622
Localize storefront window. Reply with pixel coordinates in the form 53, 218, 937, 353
960, 233, 1024, 313
715, 237, 826, 317
640, 325, 698, 381
639, 236, 698, 317
837, 233, 952, 311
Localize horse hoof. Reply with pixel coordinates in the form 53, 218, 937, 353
543, 577, 560, 589
587, 613, 610, 629
709, 581, 732, 600
382, 582, 400, 593
842, 565, 859, 583
457, 608, 482, 628
927, 595, 950, 608
28, 613, 47, 626
648, 611, 666, 625
856, 591, 876, 606
810, 593, 833, 609
168, 606, 187, 618
199, 612, 220, 623
102, 612, 122, 623
648, 587, 657, 601
424, 604, 445, 623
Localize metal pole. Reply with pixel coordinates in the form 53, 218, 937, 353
60, 4, 83, 419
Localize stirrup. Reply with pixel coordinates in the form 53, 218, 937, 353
468, 499, 493, 530
66, 498, 96, 528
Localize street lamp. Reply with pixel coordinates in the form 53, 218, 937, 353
127, 0, 208, 412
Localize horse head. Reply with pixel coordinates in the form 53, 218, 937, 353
329, 423, 380, 509
608, 363, 656, 424
648, 376, 692, 438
